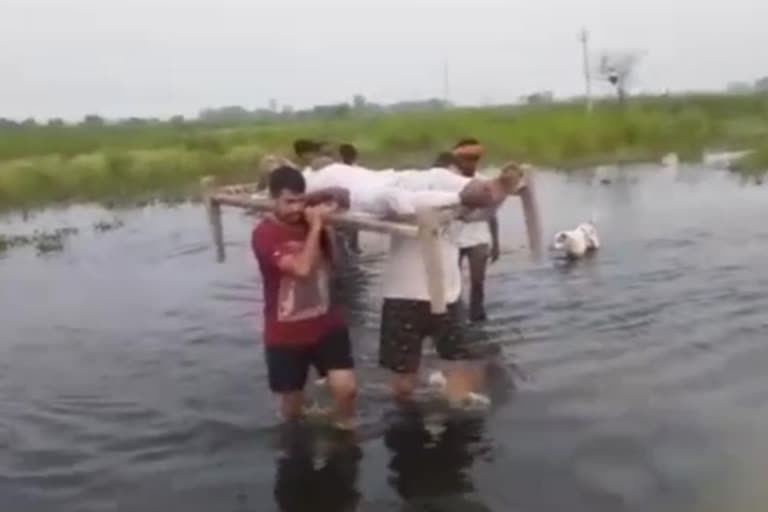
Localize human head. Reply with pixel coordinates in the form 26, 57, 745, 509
432, 151, 457, 168
269, 165, 307, 224
452, 138, 484, 176
339, 143, 358, 165
293, 139, 322, 163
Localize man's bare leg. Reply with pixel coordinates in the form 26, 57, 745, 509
279, 392, 305, 421
442, 361, 473, 404
390, 372, 419, 404
442, 360, 489, 407
466, 244, 489, 322
325, 369, 358, 430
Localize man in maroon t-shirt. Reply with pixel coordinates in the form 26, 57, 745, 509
252, 165, 356, 429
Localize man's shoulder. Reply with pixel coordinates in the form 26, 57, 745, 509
252, 217, 283, 247
252, 216, 274, 236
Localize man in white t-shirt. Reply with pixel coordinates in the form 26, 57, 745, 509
303, 162, 527, 404
452, 138, 497, 322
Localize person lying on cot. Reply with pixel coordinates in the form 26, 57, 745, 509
300, 161, 535, 225
297, 161, 541, 407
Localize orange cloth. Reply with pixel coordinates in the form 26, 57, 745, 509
452, 144, 484, 158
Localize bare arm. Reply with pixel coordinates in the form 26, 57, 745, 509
276, 223, 324, 279
458, 179, 505, 210
488, 215, 500, 262
275, 206, 332, 278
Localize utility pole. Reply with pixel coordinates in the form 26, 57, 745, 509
580, 28, 593, 113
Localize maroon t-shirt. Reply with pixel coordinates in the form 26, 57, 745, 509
251, 216, 344, 347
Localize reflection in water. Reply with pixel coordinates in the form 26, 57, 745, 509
1, 168, 768, 511
383, 411, 491, 510
273, 425, 362, 512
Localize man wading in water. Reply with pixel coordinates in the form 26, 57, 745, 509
251, 166, 357, 429
452, 138, 499, 322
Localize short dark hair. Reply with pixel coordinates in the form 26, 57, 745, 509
432, 151, 456, 168
268, 165, 305, 198
454, 138, 480, 149
293, 139, 321, 158
339, 143, 358, 164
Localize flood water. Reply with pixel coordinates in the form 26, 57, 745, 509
1, 165, 767, 512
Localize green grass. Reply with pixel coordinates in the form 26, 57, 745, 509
736, 143, 768, 173
2, 93, 768, 210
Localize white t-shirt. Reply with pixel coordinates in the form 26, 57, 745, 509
458, 220, 492, 248
381, 168, 471, 302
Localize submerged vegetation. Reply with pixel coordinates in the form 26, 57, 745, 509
0, 228, 76, 255
0, 219, 125, 255
1, 93, 768, 210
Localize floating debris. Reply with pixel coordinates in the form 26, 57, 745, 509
0, 226, 80, 255
55, 227, 79, 236
661, 153, 679, 167
34, 231, 65, 254
93, 219, 125, 233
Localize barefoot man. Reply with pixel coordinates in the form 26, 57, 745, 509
251, 165, 357, 429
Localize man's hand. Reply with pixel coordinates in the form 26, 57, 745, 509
304, 202, 337, 227
490, 243, 500, 263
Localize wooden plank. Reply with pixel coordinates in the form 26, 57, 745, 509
416, 207, 447, 314
216, 182, 263, 195
212, 193, 422, 238
201, 176, 226, 262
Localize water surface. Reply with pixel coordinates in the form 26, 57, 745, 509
1, 165, 767, 512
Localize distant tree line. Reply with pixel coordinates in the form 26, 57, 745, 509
0, 95, 451, 130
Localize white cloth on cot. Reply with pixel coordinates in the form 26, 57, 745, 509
304, 163, 475, 302
303, 163, 471, 217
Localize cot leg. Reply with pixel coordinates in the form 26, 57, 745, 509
202, 176, 226, 262
416, 208, 447, 314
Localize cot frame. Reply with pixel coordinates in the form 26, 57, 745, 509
201, 176, 454, 313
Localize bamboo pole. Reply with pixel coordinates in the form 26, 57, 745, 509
416, 207, 447, 314
212, 193, 421, 238
201, 176, 226, 262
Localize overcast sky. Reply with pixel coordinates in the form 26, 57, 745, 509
1, 0, 767, 120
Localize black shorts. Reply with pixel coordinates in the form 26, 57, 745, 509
379, 299, 472, 374
265, 327, 354, 393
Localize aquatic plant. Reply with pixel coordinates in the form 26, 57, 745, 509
0, 226, 81, 255
34, 231, 65, 253
93, 219, 125, 233
735, 143, 768, 175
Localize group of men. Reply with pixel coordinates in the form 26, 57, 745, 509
251, 139, 536, 430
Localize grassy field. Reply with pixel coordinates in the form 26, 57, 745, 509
1, 93, 768, 210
